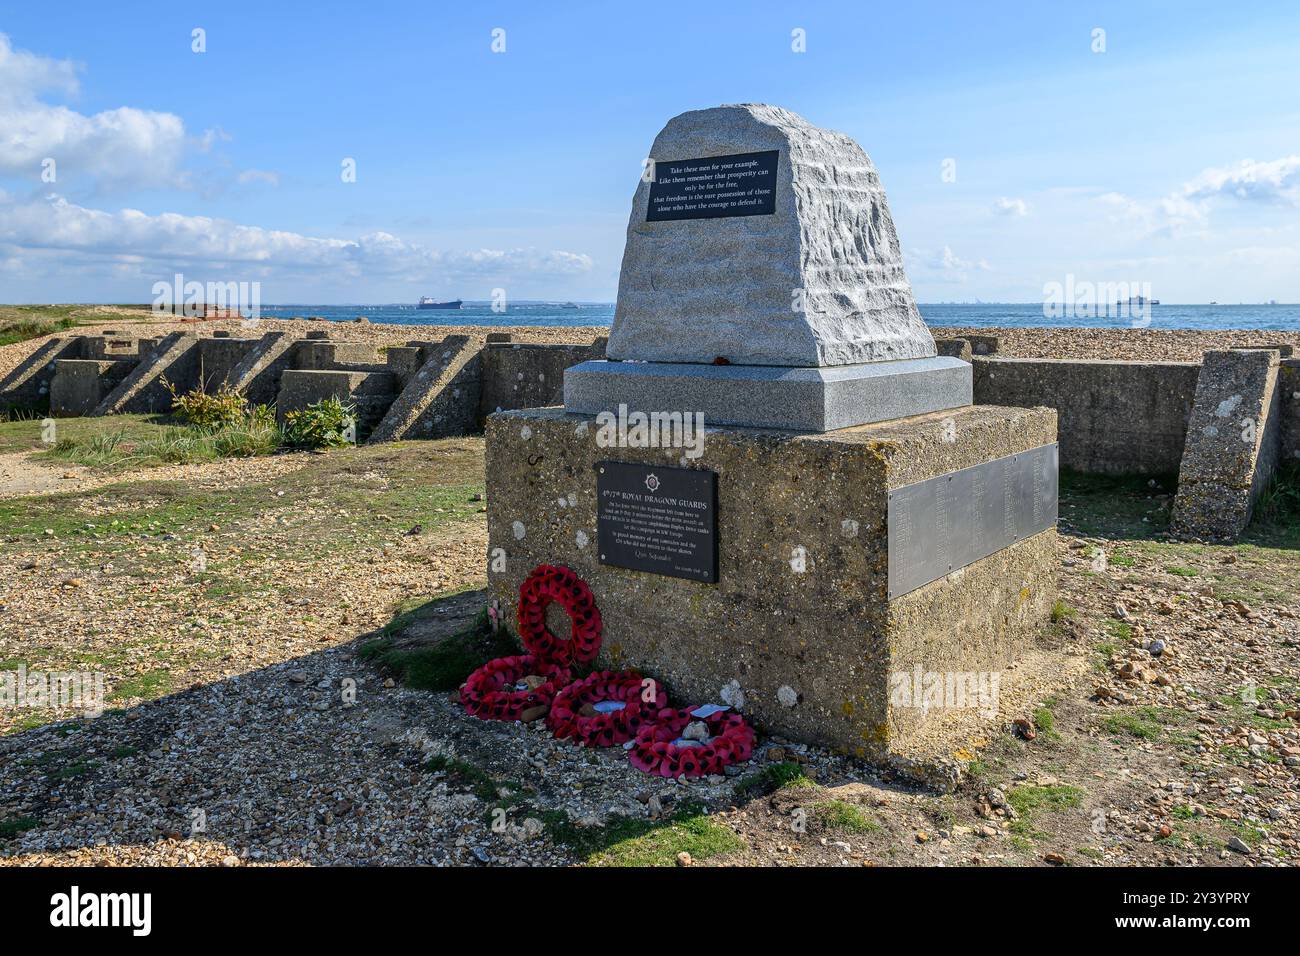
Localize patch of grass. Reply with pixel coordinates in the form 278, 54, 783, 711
423, 755, 510, 803
1058, 469, 1175, 538
1101, 711, 1161, 739
108, 669, 172, 702
1105, 619, 1133, 642
733, 761, 814, 798
1109, 552, 1136, 568
0, 413, 159, 455
49, 758, 99, 780
0, 437, 487, 591
1166, 565, 1199, 577
1100, 705, 1196, 744
1006, 784, 1084, 845
1033, 702, 1060, 741
1050, 600, 1075, 623
547, 806, 743, 867
0, 816, 39, 839
108, 745, 139, 759
0, 310, 77, 347
1007, 783, 1084, 816
1225, 820, 1267, 846
4, 713, 51, 735
47, 418, 280, 471
1252, 461, 1300, 525
361, 604, 516, 692
815, 800, 880, 833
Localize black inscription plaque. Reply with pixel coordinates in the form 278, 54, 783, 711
646, 149, 779, 222
596, 461, 718, 582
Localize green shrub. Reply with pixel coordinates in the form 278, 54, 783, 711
165, 379, 247, 430
282, 396, 357, 448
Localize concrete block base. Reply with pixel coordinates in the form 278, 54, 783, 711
563, 356, 972, 432
1172, 349, 1284, 540
485, 403, 1057, 763
276, 369, 396, 433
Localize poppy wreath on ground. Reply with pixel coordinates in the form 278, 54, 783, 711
546, 670, 668, 747
460, 654, 570, 722
628, 707, 756, 778
516, 565, 602, 667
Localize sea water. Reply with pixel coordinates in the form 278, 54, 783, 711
256, 302, 1300, 332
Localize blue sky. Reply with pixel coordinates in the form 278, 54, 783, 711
1, 0, 1298, 304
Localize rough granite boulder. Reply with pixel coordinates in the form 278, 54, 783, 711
607, 103, 936, 368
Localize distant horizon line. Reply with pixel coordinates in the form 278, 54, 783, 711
14, 300, 1300, 308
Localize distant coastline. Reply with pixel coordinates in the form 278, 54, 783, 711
242, 302, 1300, 333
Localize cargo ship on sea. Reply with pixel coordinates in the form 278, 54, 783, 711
417, 297, 463, 310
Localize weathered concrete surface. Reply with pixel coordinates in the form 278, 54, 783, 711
226, 331, 298, 406
195, 336, 258, 391
564, 355, 973, 432
1172, 349, 1284, 540
383, 345, 432, 389
973, 357, 1199, 476
486, 403, 1057, 760
1281, 359, 1300, 463
935, 338, 973, 362
276, 369, 396, 433
92, 332, 200, 416
295, 341, 381, 371
367, 336, 481, 443
50, 360, 122, 416
963, 334, 1000, 357
607, 104, 936, 368
479, 338, 607, 424
0, 337, 82, 409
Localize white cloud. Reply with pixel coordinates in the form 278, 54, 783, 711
1182, 156, 1300, 205
1095, 155, 1300, 240
0, 33, 187, 190
237, 169, 280, 187
0, 193, 593, 282
905, 245, 989, 284
934, 245, 989, 273
1096, 190, 1206, 239
992, 196, 1028, 216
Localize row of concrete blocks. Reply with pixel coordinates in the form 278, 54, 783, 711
969, 347, 1300, 541
0, 329, 609, 444
3, 328, 1292, 540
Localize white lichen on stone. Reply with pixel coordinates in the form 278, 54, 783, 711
720, 679, 746, 710
520, 425, 532, 440
1216, 394, 1243, 418
575, 530, 589, 549
511, 521, 526, 540
776, 685, 799, 708
841, 519, 859, 538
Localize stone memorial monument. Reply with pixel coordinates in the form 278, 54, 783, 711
565, 104, 971, 431
486, 105, 1058, 772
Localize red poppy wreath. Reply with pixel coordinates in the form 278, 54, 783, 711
628, 706, 756, 778
460, 654, 570, 722
516, 565, 602, 667
546, 670, 668, 747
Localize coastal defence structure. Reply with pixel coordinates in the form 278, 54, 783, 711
1, 326, 1295, 542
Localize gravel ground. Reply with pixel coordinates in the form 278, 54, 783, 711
1, 437, 1296, 867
